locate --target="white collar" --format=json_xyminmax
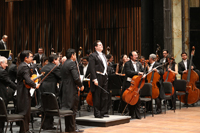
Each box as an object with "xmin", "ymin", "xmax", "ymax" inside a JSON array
[
  {"xmin": 96, "ymin": 51, "xmax": 103, "ymax": 55},
  {"xmin": 1, "ymin": 39, "xmax": 5, "ymax": 43},
  {"xmin": 183, "ymin": 59, "xmax": 187, "ymax": 62},
  {"xmin": 150, "ymin": 61, "xmax": 155, "ymax": 66},
  {"xmin": 131, "ymin": 60, "xmax": 137, "ymax": 64}
]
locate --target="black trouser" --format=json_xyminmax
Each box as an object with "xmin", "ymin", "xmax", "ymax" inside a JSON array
[
  {"xmin": 128, "ymin": 99, "xmax": 141, "ymax": 118},
  {"xmin": 41, "ymin": 114, "xmax": 54, "ymax": 129},
  {"xmin": 20, "ymin": 96, "xmax": 31, "ymax": 132},
  {"xmin": 92, "ymin": 74, "xmax": 108, "ymax": 117},
  {"xmin": 64, "ymin": 93, "xmax": 79, "ymax": 132}
]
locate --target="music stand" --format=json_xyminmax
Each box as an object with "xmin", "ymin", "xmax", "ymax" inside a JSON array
[
  {"xmin": 108, "ymin": 74, "xmax": 123, "ymax": 114},
  {"xmin": 0, "ymin": 50, "xmax": 11, "ymax": 58}
]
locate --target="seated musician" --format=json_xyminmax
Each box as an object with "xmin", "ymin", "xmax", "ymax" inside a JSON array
[
  {"xmin": 116, "ymin": 54, "xmax": 129, "ymax": 75},
  {"xmin": 148, "ymin": 54, "xmax": 164, "ymax": 114},
  {"xmin": 164, "ymin": 54, "xmax": 178, "ymax": 110},
  {"xmin": 122, "ymin": 51, "xmax": 144, "ymax": 119},
  {"xmin": 178, "ymin": 52, "xmax": 198, "ymax": 78}
]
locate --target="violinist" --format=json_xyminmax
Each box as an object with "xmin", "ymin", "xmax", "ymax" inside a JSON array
[
  {"xmin": 60, "ymin": 48, "xmax": 84, "ymax": 132},
  {"xmin": 164, "ymin": 55, "xmax": 178, "ymax": 110},
  {"xmin": 148, "ymin": 54, "xmax": 164, "ymax": 114},
  {"xmin": 16, "ymin": 50, "xmax": 40, "ymax": 133},
  {"xmin": 122, "ymin": 51, "xmax": 143, "ymax": 119},
  {"xmin": 116, "ymin": 54, "xmax": 129, "ymax": 74},
  {"xmin": 40, "ymin": 54, "xmax": 61, "ymax": 130}
]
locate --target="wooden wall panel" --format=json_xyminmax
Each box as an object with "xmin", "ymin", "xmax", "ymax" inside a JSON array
[{"xmin": 0, "ymin": 0, "xmax": 141, "ymax": 62}]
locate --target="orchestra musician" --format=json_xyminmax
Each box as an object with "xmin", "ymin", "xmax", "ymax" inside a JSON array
[
  {"xmin": 40, "ymin": 54, "xmax": 61, "ymax": 130},
  {"xmin": 88, "ymin": 40, "xmax": 109, "ymax": 118},
  {"xmin": 148, "ymin": 54, "xmax": 164, "ymax": 114},
  {"xmin": 122, "ymin": 51, "xmax": 144, "ymax": 119},
  {"xmin": 60, "ymin": 48, "xmax": 84, "ymax": 132},
  {"xmin": 16, "ymin": 50, "xmax": 40, "ymax": 133},
  {"xmin": 33, "ymin": 48, "xmax": 45, "ymax": 65},
  {"xmin": 159, "ymin": 49, "xmax": 169, "ymax": 64},
  {"xmin": 0, "ymin": 56, "xmax": 17, "ymax": 133},
  {"xmin": 164, "ymin": 54, "xmax": 178, "ymax": 110},
  {"xmin": 116, "ymin": 54, "xmax": 129, "ymax": 74}
]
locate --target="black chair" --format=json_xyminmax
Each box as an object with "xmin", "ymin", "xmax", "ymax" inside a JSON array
[
  {"xmin": 174, "ymin": 80, "xmax": 187, "ymax": 109},
  {"xmin": 30, "ymin": 106, "xmax": 41, "ymax": 130},
  {"xmin": 108, "ymin": 74, "xmax": 123, "ymax": 114},
  {"xmin": 163, "ymin": 82, "xmax": 175, "ymax": 113},
  {"xmin": 0, "ymin": 97, "xmax": 25, "ymax": 133},
  {"xmin": 39, "ymin": 92, "xmax": 73, "ymax": 133},
  {"xmin": 140, "ymin": 83, "xmax": 154, "ymax": 118}
]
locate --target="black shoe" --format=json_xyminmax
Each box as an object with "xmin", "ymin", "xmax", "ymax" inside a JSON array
[
  {"xmin": 156, "ymin": 109, "xmax": 162, "ymax": 114},
  {"xmin": 136, "ymin": 115, "xmax": 141, "ymax": 119},
  {"xmin": 76, "ymin": 129, "xmax": 84, "ymax": 132},
  {"xmin": 95, "ymin": 115, "xmax": 103, "ymax": 118},
  {"xmin": 102, "ymin": 114, "xmax": 109, "ymax": 117}
]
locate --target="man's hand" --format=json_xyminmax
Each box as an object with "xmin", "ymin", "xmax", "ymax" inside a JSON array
[
  {"xmin": 80, "ymin": 86, "xmax": 84, "ymax": 91},
  {"xmin": 94, "ymin": 80, "xmax": 98, "ymax": 86},
  {"xmin": 191, "ymin": 66, "xmax": 194, "ymax": 69},
  {"xmin": 153, "ymin": 68, "xmax": 158, "ymax": 72},
  {"xmin": 36, "ymin": 84, "xmax": 40, "ymax": 89},
  {"xmin": 168, "ymin": 68, "xmax": 172, "ymax": 72},
  {"xmin": 138, "ymin": 72, "xmax": 143, "ymax": 75},
  {"xmin": 183, "ymin": 70, "xmax": 187, "ymax": 73}
]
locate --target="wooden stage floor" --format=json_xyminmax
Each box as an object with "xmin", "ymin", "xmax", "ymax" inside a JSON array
[{"xmin": 83, "ymin": 107, "xmax": 200, "ymax": 133}]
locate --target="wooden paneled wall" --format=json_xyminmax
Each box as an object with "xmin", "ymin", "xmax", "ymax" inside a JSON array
[{"xmin": 0, "ymin": 0, "xmax": 141, "ymax": 62}]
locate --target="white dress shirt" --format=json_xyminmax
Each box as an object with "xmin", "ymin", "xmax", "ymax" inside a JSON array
[
  {"xmin": 83, "ymin": 64, "xmax": 88, "ymax": 76},
  {"xmin": 148, "ymin": 61, "xmax": 155, "ymax": 72},
  {"xmin": 97, "ymin": 51, "xmax": 107, "ymax": 75},
  {"xmin": 131, "ymin": 60, "xmax": 137, "ymax": 72},
  {"xmin": 1, "ymin": 39, "xmax": 6, "ymax": 50},
  {"xmin": 183, "ymin": 59, "xmax": 187, "ymax": 70}
]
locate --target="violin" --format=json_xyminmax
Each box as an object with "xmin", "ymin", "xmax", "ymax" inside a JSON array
[
  {"xmin": 163, "ymin": 57, "xmax": 175, "ymax": 95},
  {"xmin": 23, "ymin": 72, "xmax": 45, "ymax": 89},
  {"xmin": 178, "ymin": 46, "xmax": 199, "ymax": 104}
]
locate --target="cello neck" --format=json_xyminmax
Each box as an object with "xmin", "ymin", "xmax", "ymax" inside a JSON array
[{"xmin": 187, "ymin": 46, "xmax": 195, "ymax": 82}]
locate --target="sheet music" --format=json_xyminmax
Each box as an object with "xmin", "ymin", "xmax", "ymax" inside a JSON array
[
  {"xmin": 30, "ymin": 88, "xmax": 35, "ymax": 97},
  {"xmin": 80, "ymin": 75, "xmax": 84, "ymax": 82}
]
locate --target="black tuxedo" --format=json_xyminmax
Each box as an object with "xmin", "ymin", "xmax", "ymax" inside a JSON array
[
  {"xmin": 122, "ymin": 60, "xmax": 143, "ymax": 118},
  {"xmin": 159, "ymin": 58, "xmax": 166, "ymax": 64},
  {"xmin": 16, "ymin": 62, "xmax": 36, "ymax": 132},
  {"xmin": 79, "ymin": 64, "xmax": 90, "ymax": 78},
  {"xmin": 88, "ymin": 51, "xmax": 108, "ymax": 117},
  {"xmin": 0, "ymin": 66, "xmax": 17, "ymax": 132},
  {"xmin": 60, "ymin": 59, "xmax": 82, "ymax": 132},
  {"xmin": 33, "ymin": 53, "xmax": 45, "ymax": 64},
  {"xmin": 0, "ymin": 40, "xmax": 6, "ymax": 49}
]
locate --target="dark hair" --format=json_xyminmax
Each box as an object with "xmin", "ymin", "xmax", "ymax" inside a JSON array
[
  {"xmin": 86, "ymin": 49, "xmax": 92, "ymax": 55},
  {"xmin": 38, "ymin": 47, "xmax": 43, "ymax": 50},
  {"xmin": 129, "ymin": 51, "xmax": 136, "ymax": 58},
  {"xmin": 181, "ymin": 52, "xmax": 187, "ymax": 56},
  {"xmin": 166, "ymin": 54, "xmax": 175, "ymax": 65},
  {"xmin": 140, "ymin": 56, "xmax": 145, "ymax": 59},
  {"xmin": 106, "ymin": 54, "xmax": 112, "ymax": 60},
  {"xmin": 48, "ymin": 54, "xmax": 59, "ymax": 63},
  {"xmin": 41, "ymin": 57, "xmax": 49, "ymax": 64},
  {"xmin": 163, "ymin": 49, "xmax": 168, "ymax": 53},
  {"xmin": 119, "ymin": 54, "xmax": 126, "ymax": 67},
  {"xmin": 82, "ymin": 56, "xmax": 89, "ymax": 61},
  {"xmin": 20, "ymin": 50, "xmax": 32, "ymax": 62},
  {"xmin": 66, "ymin": 48, "xmax": 76, "ymax": 59},
  {"xmin": 93, "ymin": 40, "xmax": 102, "ymax": 47}
]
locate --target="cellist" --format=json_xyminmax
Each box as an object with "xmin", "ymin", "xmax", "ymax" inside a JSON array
[
  {"xmin": 164, "ymin": 54, "xmax": 178, "ymax": 110},
  {"xmin": 122, "ymin": 51, "xmax": 144, "ymax": 119},
  {"xmin": 148, "ymin": 54, "xmax": 164, "ymax": 114}
]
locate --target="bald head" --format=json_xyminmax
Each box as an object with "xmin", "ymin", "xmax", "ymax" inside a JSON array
[{"xmin": 2, "ymin": 35, "xmax": 8, "ymax": 42}]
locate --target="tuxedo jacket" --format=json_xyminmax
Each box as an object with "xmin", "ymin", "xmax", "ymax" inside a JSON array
[
  {"xmin": 0, "ymin": 40, "xmax": 6, "ymax": 49},
  {"xmin": 178, "ymin": 60, "xmax": 196, "ymax": 75},
  {"xmin": 60, "ymin": 59, "xmax": 82, "ymax": 110},
  {"xmin": 16, "ymin": 62, "xmax": 36, "ymax": 115},
  {"xmin": 0, "ymin": 66, "xmax": 17, "ymax": 105},
  {"xmin": 88, "ymin": 51, "xmax": 108, "ymax": 92},
  {"xmin": 122, "ymin": 60, "xmax": 144, "ymax": 92},
  {"xmin": 79, "ymin": 64, "xmax": 90, "ymax": 78}
]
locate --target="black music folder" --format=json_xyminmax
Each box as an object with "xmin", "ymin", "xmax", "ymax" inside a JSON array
[{"xmin": 0, "ymin": 50, "xmax": 11, "ymax": 58}]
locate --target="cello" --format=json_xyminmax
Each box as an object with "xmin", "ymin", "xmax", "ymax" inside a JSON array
[
  {"xmin": 146, "ymin": 66, "xmax": 160, "ymax": 99},
  {"xmin": 163, "ymin": 56, "xmax": 176, "ymax": 95},
  {"xmin": 178, "ymin": 46, "xmax": 199, "ymax": 104}
]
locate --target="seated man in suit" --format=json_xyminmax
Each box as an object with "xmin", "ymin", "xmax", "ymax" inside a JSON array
[
  {"xmin": 159, "ymin": 49, "xmax": 169, "ymax": 64},
  {"xmin": 0, "ymin": 56, "xmax": 17, "ymax": 132},
  {"xmin": 33, "ymin": 47, "xmax": 45, "ymax": 65}
]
